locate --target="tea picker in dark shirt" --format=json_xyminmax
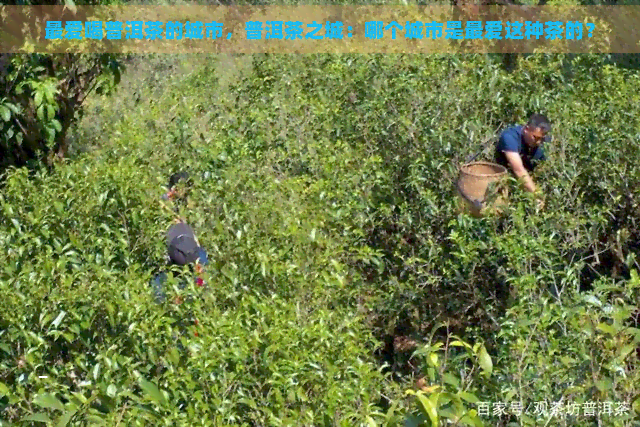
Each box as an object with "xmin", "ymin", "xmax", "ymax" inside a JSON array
[
  {"xmin": 161, "ymin": 171, "xmax": 193, "ymax": 206},
  {"xmin": 495, "ymin": 113, "xmax": 551, "ymax": 204},
  {"xmin": 151, "ymin": 221, "xmax": 208, "ymax": 304},
  {"xmin": 162, "ymin": 171, "xmax": 192, "ymax": 200}
]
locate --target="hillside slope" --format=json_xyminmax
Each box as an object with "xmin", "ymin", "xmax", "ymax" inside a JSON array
[{"xmin": 1, "ymin": 53, "xmax": 640, "ymax": 426}]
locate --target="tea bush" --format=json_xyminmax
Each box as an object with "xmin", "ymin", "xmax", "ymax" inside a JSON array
[
  {"xmin": 0, "ymin": 149, "xmax": 391, "ymax": 426},
  {"xmin": 1, "ymin": 49, "xmax": 640, "ymax": 427}
]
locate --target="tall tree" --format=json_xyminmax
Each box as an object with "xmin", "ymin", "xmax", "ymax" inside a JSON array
[{"xmin": 0, "ymin": 0, "xmax": 125, "ymax": 171}]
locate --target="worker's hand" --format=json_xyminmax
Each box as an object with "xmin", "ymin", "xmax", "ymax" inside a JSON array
[{"xmin": 195, "ymin": 263, "xmax": 204, "ymax": 275}]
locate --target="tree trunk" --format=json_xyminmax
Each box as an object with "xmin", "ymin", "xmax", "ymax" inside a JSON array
[{"xmin": 53, "ymin": 98, "xmax": 77, "ymax": 160}]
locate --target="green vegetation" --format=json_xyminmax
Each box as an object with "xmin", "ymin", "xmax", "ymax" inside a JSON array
[
  {"xmin": 1, "ymin": 48, "xmax": 640, "ymax": 427},
  {"xmin": 0, "ymin": 51, "xmax": 124, "ymax": 168}
]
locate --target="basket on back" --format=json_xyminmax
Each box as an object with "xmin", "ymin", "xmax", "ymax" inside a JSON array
[{"xmin": 456, "ymin": 161, "xmax": 509, "ymax": 217}]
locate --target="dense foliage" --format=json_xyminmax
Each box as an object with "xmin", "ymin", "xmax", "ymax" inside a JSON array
[
  {"xmin": 1, "ymin": 50, "xmax": 640, "ymax": 427},
  {"xmin": 0, "ymin": 0, "xmax": 125, "ymax": 170}
]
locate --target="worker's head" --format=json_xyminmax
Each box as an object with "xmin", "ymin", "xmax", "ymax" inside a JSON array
[
  {"xmin": 523, "ymin": 114, "xmax": 551, "ymax": 148},
  {"xmin": 166, "ymin": 222, "xmax": 208, "ymax": 288},
  {"xmin": 167, "ymin": 222, "xmax": 201, "ymax": 266}
]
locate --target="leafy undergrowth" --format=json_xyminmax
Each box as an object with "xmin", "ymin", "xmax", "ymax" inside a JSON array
[{"xmin": 1, "ymin": 53, "xmax": 640, "ymax": 426}]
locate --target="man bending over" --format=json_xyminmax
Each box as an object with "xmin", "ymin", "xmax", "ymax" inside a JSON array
[{"xmin": 495, "ymin": 113, "xmax": 551, "ymax": 205}]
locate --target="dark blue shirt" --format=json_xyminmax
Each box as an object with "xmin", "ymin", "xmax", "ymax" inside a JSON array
[
  {"xmin": 151, "ymin": 248, "xmax": 208, "ymax": 303},
  {"xmin": 495, "ymin": 125, "xmax": 547, "ymax": 173}
]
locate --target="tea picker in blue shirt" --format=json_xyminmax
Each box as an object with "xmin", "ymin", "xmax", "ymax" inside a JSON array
[
  {"xmin": 151, "ymin": 221, "xmax": 208, "ymax": 304},
  {"xmin": 494, "ymin": 113, "xmax": 551, "ymax": 208}
]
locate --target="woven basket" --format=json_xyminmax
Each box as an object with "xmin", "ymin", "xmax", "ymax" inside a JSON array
[{"xmin": 456, "ymin": 162, "xmax": 508, "ymax": 217}]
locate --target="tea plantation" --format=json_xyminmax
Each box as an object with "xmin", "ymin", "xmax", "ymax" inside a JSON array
[{"xmin": 1, "ymin": 50, "xmax": 640, "ymax": 427}]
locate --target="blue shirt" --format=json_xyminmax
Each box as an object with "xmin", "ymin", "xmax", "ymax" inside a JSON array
[
  {"xmin": 151, "ymin": 248, "xmax": 208, "ymax": 303},
  {"xmin": 495, "ymin": 125, "xmax": 547, "ymax": 173}
]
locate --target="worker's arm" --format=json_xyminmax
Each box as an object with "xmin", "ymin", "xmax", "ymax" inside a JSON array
[{"xmin": 504, "ymin": 151, "xmax": 537, "ymax": 193}]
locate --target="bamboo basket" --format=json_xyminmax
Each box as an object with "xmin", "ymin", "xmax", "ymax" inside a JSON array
[{"xmin": 456, "ymin": 161, "xmax": 509, "ymax": 217}]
